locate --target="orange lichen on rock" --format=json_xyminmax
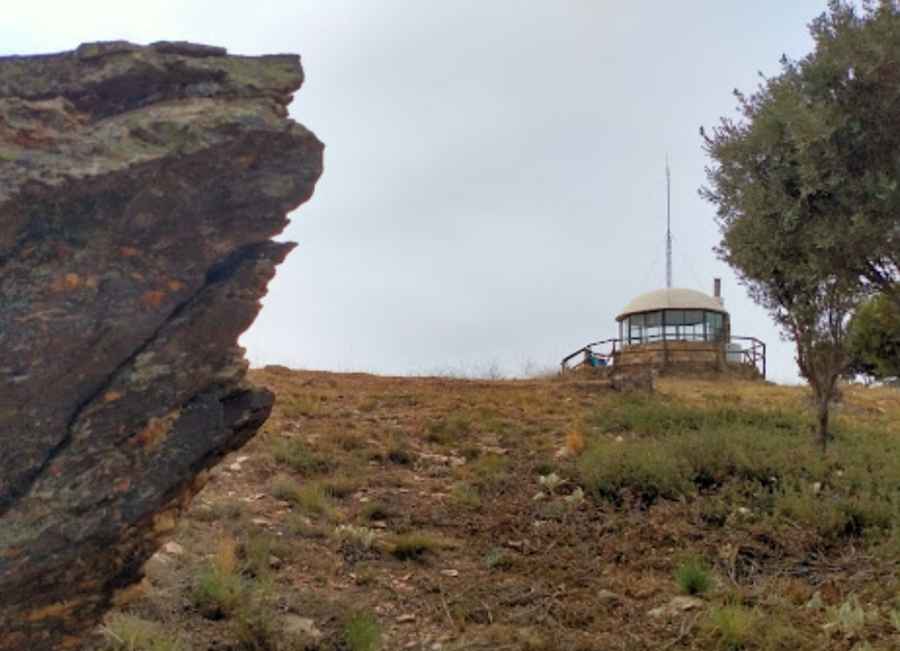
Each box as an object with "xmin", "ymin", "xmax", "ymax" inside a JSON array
[
  {"xmin": 25, "ymin": 601, "xmax": 75, "ymax": 622},
  {"xmin": 140, "ymin": 290, "xmax": 166, "ymax": 309},
  {"xmin": 131, "ymin": 412, "xmax": 179, "ymax": 450}
]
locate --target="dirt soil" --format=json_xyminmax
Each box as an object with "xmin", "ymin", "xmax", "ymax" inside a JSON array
[{"xmin": 89, "ymin": 368, "xmax": 900, "ymax": 651}]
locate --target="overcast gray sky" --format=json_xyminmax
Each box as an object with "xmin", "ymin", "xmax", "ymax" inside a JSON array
[{"xmin": 4, "ymin": 1, "xmax": 830, "ymax": 382}]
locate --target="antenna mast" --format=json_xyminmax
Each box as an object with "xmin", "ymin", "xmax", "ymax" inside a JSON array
[{"xmin": 666, "ymin": 157, "xmax": 672, "ymax": 289}]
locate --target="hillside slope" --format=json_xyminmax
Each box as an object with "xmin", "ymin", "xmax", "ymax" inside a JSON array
[{"xmin": 91, "ymin": 369, "xmax": 900, "ymax": 651}]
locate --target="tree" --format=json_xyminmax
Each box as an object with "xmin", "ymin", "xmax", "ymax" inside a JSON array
[
  {"xmin": 847, "ymin": 291, "xmax": 900, "ymax": 381},
  {"xmin": 796, "ymin": 1, "xmax": 900, "ymax": 307},
  {"xmin": 699, "ymin": 3, "xmax": 891, "ymax": 450}
]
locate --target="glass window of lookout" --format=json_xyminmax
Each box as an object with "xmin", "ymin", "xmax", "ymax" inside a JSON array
[
  {"xmin": 615, "ymin": 288, "xmax": 730, "ymax": 345},
  {"xmin": 618, "ymin": 309, "xmax": 727, "ymax": 345}
]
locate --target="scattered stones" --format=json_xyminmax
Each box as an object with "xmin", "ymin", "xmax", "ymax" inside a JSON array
[
  {"xmin": 396, "ymin": 613, "xmax": 417, "ymax": 624},
  {"xmin": 595, "ymin": 590, "xmax": 621, "ymax": 605},
  {"xmin": 162, "ymin": 542, "xmax": 185, "ymax": 556},
  {"xmin": 283, "ymin": 614, "xmax": 322, "ymax": 640},
  {"xmin": 648, "ymin": 596, "xmax": 705, "ymax": 619}
]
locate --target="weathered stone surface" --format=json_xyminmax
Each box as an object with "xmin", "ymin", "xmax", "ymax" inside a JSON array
[{"xmin": 0, "ymin": 41, "xmax": 323, "ymax": 648}]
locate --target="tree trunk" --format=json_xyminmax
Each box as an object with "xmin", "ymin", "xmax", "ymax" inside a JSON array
[{"xmin": 816, "ymin": 395, "xmax": 830, "ymax": 453}]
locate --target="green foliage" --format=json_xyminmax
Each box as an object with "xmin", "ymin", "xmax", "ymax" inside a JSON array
[
  {"xmin": 343, "ymin": 611, "xmax": 382, "ymax": 651},
  {"xmin": 674, "ymin": 557, "xmax": 712, "ymax": 595},
  {"xmin": 700, "ymin": 0, "xmax": 900, "ymax": 447},
  {"xmin": 848, "ymin": 291, "xmax": 900, "ymax": 380},
  {"xmin": 577, "ymin": 395, "xmax": 900, "ymax": 541}
]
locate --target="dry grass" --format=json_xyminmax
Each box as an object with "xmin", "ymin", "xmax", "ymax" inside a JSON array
[{"xmin": 88, "ymin": 369, "xmax": 900, "ymax": 651}]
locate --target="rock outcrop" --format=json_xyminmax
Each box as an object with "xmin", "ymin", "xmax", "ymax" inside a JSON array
[{"xmin": 0, "ymin": 41, "xmax": 323, "ymax": 648}]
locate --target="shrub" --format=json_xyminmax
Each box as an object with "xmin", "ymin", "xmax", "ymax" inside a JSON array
[
  {"xmin": 389, "ymin": 532, "xmax": 439, "ymax": 560},
  {"xmin": 825, "ymin": 594, "xmax": 873, "ymax": 637},
  {"xmin": 102, "ymin": 613, "xmax": 185, "ymax": 651},
  {"xmin": 360, "ymin": 501, "xmax": 392, "ymax": 522},
  {"xmin": 704, "ymin": 605, "xmax": 759, "ymax": 650},
  {"xmin": 232, "ymin": 586, "xmax": 280, "ymax": 651},
  {"xmin": 449, "ymin": 482, "xmax": 482, "ymax": 510},
  {"xmin": 334, "ymin": 431, "xmax": 365, "ymax": 451},
  {"xmin": 294, "ymin": 482, "xmax": 336, "ymax": 518},
  {"xmin": 271, "ymin": 474, "xmax": 301, "ymax": 503},
  {"xmin": 483, "ymin": 547, "xmax": 515, "ymax": 570},
  {"xmin": 273, "ymin": 476, "xmax": 335, "ymax": 518},
  {"xmin": 335, "ymin": 524, "xmax": 377, "ymax": 550},
  {"xmin": 271, "ymin": 437, "xmax": 333, "ymax": 475},
  {"xmin": 386, "ymin": 435, "xmax": 414, "ymax": 465},
  {"xmin": 323, "ymin": 473, "xmax": 362, "ymax": 499},
  {"xmin": 578, "ymin": 438, "xmax": 691, "ymax": 504},
  {"xmin": 468, "ymin": 454, "xmax": 512, "ymax": 492},
  {"xmin": 565, "ymin": 428, "xmax": 585, "ymax": 456},
  {"xmin": 674, "ymin": 557, "xmax": 712, "ymax": 595},
  {"xmin": 191, "ymin": 538, "xmax": 245, "ymax": 619},
  {"xmin": 279, "ymin": 393, "xmax": 322, "ymax": 419},
  {"xmin": 343, "ymin": 611, "xmax": 382, "ymax": 651},
  {"xmin": 425, "ymin": 413, "xmax": 472, "ymax": 444}
]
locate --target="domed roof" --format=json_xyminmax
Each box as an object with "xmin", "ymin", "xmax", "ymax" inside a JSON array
[{"xmin": 616, "ymin": 288, "xmax": 727, "ymax": 321}]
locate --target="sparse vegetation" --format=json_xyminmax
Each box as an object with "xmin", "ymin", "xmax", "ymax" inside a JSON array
[
  {"xmin": 388, "ymin": 532, "xmax": 440, "ymax": 561},
  {"xmin": 674, "ymin": 556, "xmax": 712, "ymax": 596},
  {"xmin": 191, "ymin": 537, "xmax": 245, "ymax": 619},
  {"xmin": 92, "ymin": 369, "xmax": 900, "ymax": 651},
  {"xmin": 425, "ymin": 413, "xmax": 472, "ymax": 444},
  {"xmin": 449, "ymin": 481, "xmax": 482, "ymax": 510},
  {"xmin": 101, "ymin": 614, "xmax": 186, "ymax": 651},
  {"xmin": 343, "ymin": 611, "xmax": 382, "ymax": 651},
  {"xmin": 704, "ymin": 604, "xmax": 759, "ymax": 650},
  {"xmin": 271, "ymin": 437, "xmax": 333, "ymax": 475}
]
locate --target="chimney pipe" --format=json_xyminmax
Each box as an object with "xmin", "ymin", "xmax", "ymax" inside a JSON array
[{"xmin": 713, "ymin": 278, "xmax": 723, "ymax": 305}]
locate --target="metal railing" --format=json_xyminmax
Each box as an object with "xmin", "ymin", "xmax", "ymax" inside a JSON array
[{"xmin": 561, "ymin": 335, "xmax": 766, "ymax": 379}]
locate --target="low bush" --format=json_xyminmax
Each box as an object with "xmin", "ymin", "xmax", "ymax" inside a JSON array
[
  {"xmin": 191, "ymin": 538, "xmax": 245, "ymax": 619},
  {"xmin": 425, "ymin": 413, "xmax": 473, "ymax": 444},
  {"xmin": 577, "ymin": 395, "xmax": 900, "ymax": 541},
  {"xmin": 674, "ymin": 556, "xmax": 712, "ymax": 595},
  {"xmin": 578, "ymin": 438, "xmax": 691, "ymax": 504},
  {"xmin": 467, "ymin": 454, "xmax": 512, "ymax": 492},
  {"xmin": 359, "ymin": 501, "xmax": 392, "ymax": 522},
  {"xmin": 388, "ymin": 532, "xmax": 440, "ymax": 561},
  {"xmin": 102, "ymin": 613, "xmax": 186, "ymax": 651},
  {"xmin": 271, "ymin": 437, "xmax": 333, "ymax": 476},
  {"xmin": 704, "ymin": 604, "xmax": 759, "ymax": 650},
  {"xmin": 344, "ymin": 610, "xmax": 382, "ymax": 651},
  {"xmin": 449, "ymin": 482, "xmax": 482, "ymax": 510}
]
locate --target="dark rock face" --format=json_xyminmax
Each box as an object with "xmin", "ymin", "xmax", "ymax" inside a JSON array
[{"xmin": 0, "ymin": 41, "xmax": 323, "ymax": 648}]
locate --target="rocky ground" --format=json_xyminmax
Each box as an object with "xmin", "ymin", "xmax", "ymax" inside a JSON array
[{"xmin": 88, "ymin": 368, "xmax": 900, "ymax": 651}]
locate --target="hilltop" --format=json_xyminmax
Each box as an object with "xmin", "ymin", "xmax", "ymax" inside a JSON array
[{"xmin": 91, "ymin": 368, "xmax": 900, "ymax": 650}]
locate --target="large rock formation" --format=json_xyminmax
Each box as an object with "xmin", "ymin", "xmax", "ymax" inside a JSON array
[{"xmin": 0, "ymin": 41, "xmax": 323, "ymax": 648}]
